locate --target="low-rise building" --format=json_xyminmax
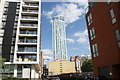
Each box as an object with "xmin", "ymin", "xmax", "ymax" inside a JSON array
[{"xmin": 48, "ymin": 59, "xmax": 76, "ymax": 76}]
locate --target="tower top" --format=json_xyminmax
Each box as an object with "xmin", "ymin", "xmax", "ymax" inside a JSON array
[{"xmin": 52, "ymin": 15, "xmax": 64, "ymax": 21}]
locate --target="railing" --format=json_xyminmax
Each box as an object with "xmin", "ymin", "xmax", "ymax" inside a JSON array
[
  {"xmin": 17, "ymin": 55, "xmax": 37, "ymax": 62},
  {"xmin": 19, "ymin": 39, "xmax": 37, "ymax": 43},
  {"xmin": 20, "ymin": 31, "xmax": 37, "ymax": 34},
  {"xmin": 21, "ymin": 16, "xmax": 38, "ymax": 19},
  {"xmin": 23, "ymin": 3, "xmax": 39, "ymax": 6},
  {"xmin": 20, "ymin": 24, "xmax": 38, "ymax": 27},
  {"xmin": 18, "ymin": 48, "xmax": 37, "ymax": 52},
  {"xmin": 22, "ymin": 9, "xmax": 38, "ymax": 13}
]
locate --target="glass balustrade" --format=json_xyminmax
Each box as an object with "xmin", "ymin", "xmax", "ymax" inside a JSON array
[
  {"xmin": 22, "ymin": 9, "xmax": 38, "ymax": 13},
  {"xmin": 21, "ymin": 16, "xmax": 38, "ymax": 19},
  {"xmin": 17, "ymin": 55, "xmax": 37, "ymax": 62},
  {"xmin": 19, "ymin": 39, "xmax": 37, "ymax": 43},
  {"xmin": 18, "ymin": 47, "xmax": 37, "ymax": 52},
  {"xmin": 24, "ymin": 3, "xmax": 39, "ymax": 6},
  {"xmin": 20, "ymin": 31, "xmax": 37, "ymax": 35},
  {"xmin": 20, "ymin": 24, "xmax": 38, "ymax": 27}
]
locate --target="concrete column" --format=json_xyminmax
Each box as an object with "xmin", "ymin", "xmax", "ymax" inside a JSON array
[
  {"xmin": 31, "ymin": 65, "xmax": 35, "ymax": 78},
  {"xmin": 14, "ymin": 64, "xmax": 17, "ymax": 77}
]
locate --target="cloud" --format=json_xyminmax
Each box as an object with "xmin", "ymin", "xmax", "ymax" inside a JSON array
[
  {"xmin": 66, "ymin": 38, "xmax": 75, "ymax": 43},
  {"xmin": 42, "ymin": 49, "xmax": 52, "ymax": 55},
  {"xmin": 74, "ymin": 29, "xmax": 88, "ymax": 44},
  {"xmin": 43, "ymin": 2, "xmax": 88, "ymax": 25},
  {"xmin": 44, "ymin": 56, "xmax": 53, "ymax": 60}
]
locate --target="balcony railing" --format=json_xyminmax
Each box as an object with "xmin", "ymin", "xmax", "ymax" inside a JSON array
[
  {"xmin": 17, "ymin": 55, "xmax": 37, "ymax": 62},
  {"xmin": 22, "ymin": 9, "xmax": 38, "ymax": 13},
  {"xmin": 20, "ymin": 24, "xmax": 38, "ymax": 27},
  {"xmin": 21, "ymin": 16, "xmax": 38, "ymax": 19},
  {"xmin": 18, "ymin": 47, "xmax": 37, "ymax": 52},
  {"xmin": 20, "ymin": 31, "xmax": 37, "ymax": 35},
  {"xmin": 23, "ymin": 3, "xmax": 39, "ymax": 6},
  {"xmin": 19, "ymin": 39, "xmax": 37, "ymax": 43}
]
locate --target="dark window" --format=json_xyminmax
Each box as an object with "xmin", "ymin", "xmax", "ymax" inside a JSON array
[
  {"xmin": 90, "ymin": 27, "xmax": 95, "ymax": 40},
  {"xmin": 92, "ymin": 43, "xmax": 98, "ymax": 57},
  {"xmin": 87, "ymin": 13, "xmax": 93, "ymax": 26},
  {"xmin": 115, "ymin": 29, "xmax": 120, "ymax": 48},
  {"xmin": 109, "ymin": 9, "xmax": 116, "ymax": 24}
]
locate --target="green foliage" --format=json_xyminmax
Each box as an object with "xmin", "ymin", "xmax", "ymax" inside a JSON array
[
  {"xmin": 0, "ymin": 57, "xmax": 6, "ymax": 73},
  {"xmin": 81, "ymin": 59, "xmax": 93, "ymax": 72}
]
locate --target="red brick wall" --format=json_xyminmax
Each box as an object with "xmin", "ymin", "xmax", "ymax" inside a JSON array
[{"xmin": 86, "ymin": 2, "xmax": 120, "ymax": 77}]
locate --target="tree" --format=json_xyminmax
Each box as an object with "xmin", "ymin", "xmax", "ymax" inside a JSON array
[
  {"xmin": 0, "ymin": 57, "xmax": 6, "ymax": 73},
  {"xmin": 81, "ymin": 59, "xmax": 93, "ymax": 72}
]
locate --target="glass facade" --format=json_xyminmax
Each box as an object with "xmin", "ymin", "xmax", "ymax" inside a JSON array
[{"xmin": 52, "ymin": 16, "xmax": 67, "ymax": 60}]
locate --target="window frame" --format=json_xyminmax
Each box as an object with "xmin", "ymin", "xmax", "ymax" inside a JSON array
[
  {"xmin": 109, "ymin": 8, "xmax": 116, "ymax": 24},
  {"xmin": 114, "ymin": 29, "xmax": 120, "ymax": 48},
  {"xmin": 90, "ymin": 27, "xmax": 95, "ymax": 40},
  {"xmin": 87, "ymin": 13, "xmax": 93, "ymax": 26},
  {"xmin": 92, "ymin": 43, "xmax": 99, "ymax": 58}
]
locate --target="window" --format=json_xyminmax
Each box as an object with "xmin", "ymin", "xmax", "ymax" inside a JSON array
[
  {"xmin": 4, "ymin": 2, "xmax": 9, "ymax": 7},
  {"xmin": 90, "ymin": 27, "xmax": 95, "ymax": 40},
  {"xmin": 110, "ymin": 9, "xmax": 116, "ymax": 24},
  {"xmin": 14, "ymin": 22, "xmax": 18, "ymax": 27},
  {"xmin": 11, "ymin": 46, "xmax": 14, "ymax": 53},
  {"xmin": 92, "ymin": 43, "xmax": 98, "ymax": 57},
  {"xmin": 87, "ymin": 13, "xmax": 93, "ymax": 26},
  {"xmin": 2, "ymin": 15, "xmax": 7, "ymax": 20},
  {"xmin": 115, "ymin": 29, "xmax": 120, "ymax": 48},
  {"xmin": 2, "ymin": 22, "xmax": 6, "ymax": 28}
]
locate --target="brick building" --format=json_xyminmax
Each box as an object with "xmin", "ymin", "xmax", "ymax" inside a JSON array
[{"xmin": 86, "ymin": 2, "xmax": 120, "ymax": 79}]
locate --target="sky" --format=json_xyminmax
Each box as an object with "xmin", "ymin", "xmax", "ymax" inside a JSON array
[{"xmin": 41, "ymin": 1, "xmax": 91, "ymax": 62}]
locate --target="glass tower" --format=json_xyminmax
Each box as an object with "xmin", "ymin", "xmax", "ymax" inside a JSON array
[{"xmin": 52, "ymin": 15, "xmax": 67, "ymax": 60}]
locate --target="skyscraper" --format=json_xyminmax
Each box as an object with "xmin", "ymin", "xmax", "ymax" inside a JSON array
[
  {"xmin": 0, "ymin": 0, "xmax": 41, "ymax": 78},
  {"xmin": 52, "ymin": 15, "xmax": 67, "ymax": 60}
]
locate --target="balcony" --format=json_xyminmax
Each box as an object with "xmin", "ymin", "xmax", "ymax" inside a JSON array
[
  {"xmin": 20, "ymin": 30, "xmax": 37, "ymax": 35},
  {"xmin": 20, "ymin": 23, "xmax": 38, "ymax": 27},
  {"xmin": 22, "ymin": 9, "xmax": 38, "ymax": 13},
  {"xmin": 21, "ymin": 16, "xmax": 38, "ymax": 20},
  {"xmin": 23, "ymin": 3, "xmax": 39, "ymax": 7},
  {"xmin": 19, "ymin": 39, "xmax": 37, "ymax": 43},
  {"xmin": 16, "ymin": 54, "xmax": 37, "ymax": 62},
  {"xmin": 17, "ymin": 46, "xmax": 37, "ymax": 52}
]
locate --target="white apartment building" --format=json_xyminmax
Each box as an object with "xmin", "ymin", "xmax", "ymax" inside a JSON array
[{"xmin": 0, "ymin": 0, "xmax": 41, "ymax": 78}]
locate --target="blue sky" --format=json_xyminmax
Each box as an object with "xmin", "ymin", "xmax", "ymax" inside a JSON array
[{"xmin": 41, "ymin": 2, "xmax": 91, "ymax": 61}]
